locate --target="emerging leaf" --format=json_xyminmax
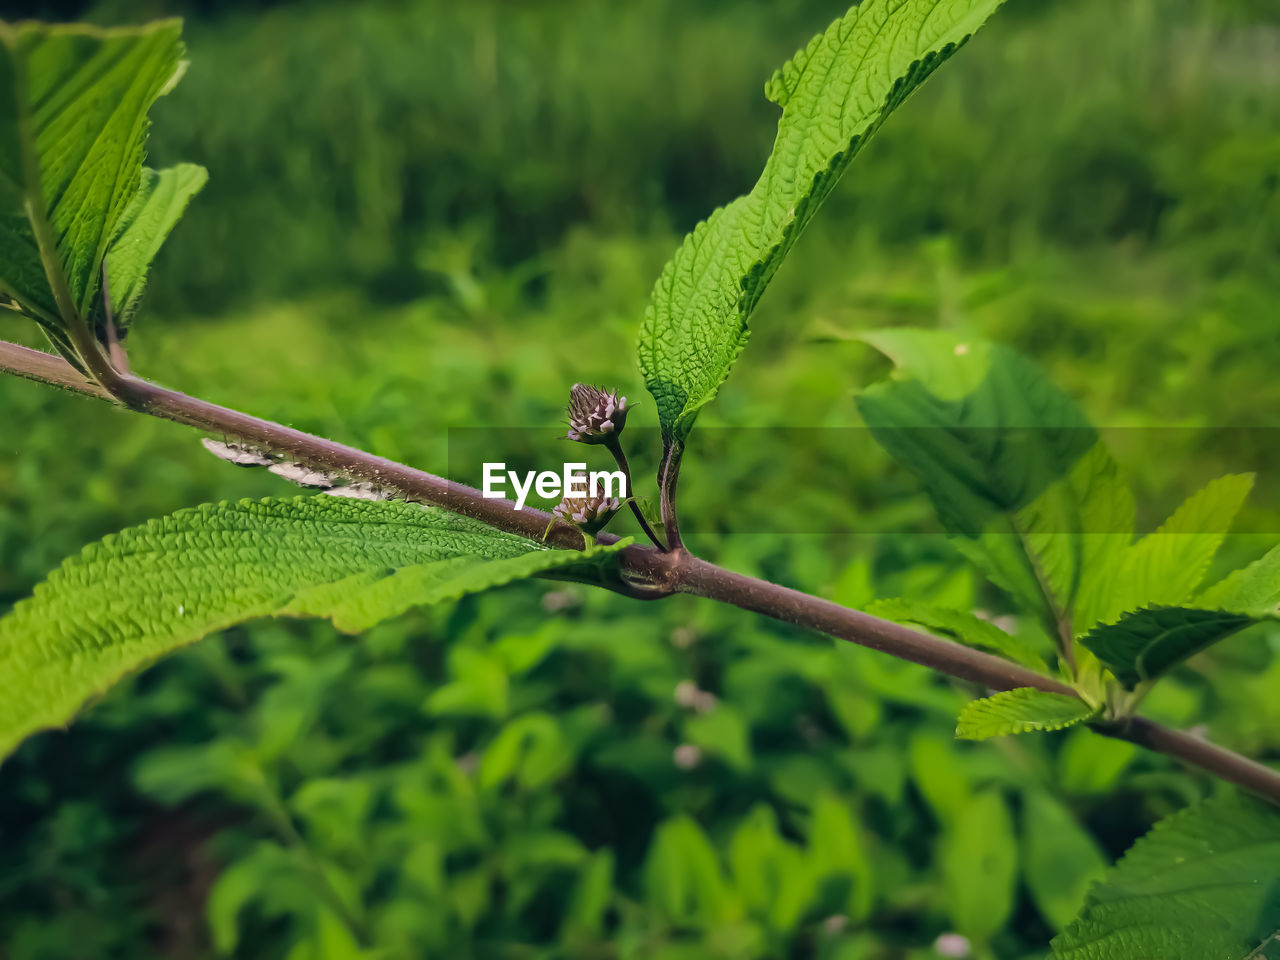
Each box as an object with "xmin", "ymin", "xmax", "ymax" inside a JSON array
[
  {"xmin": 0, "ymin": 496, "xmax": 628, "ymax": 761},
  {"xmin": 0, "ymin": 21, "xmax": 187, "ymax": 325},
  {"xmin": 1051, "ymin": 794, "xmax": 1280, "ymax": 960},
  {"xmin": 956, "ymin": 688, "xmax": 1097, "ymax": 740},
  {"xmin": 1080, "ymin": 605, "xmax": 1265, "ymax": 689},
  {"xmin": 637, "ymin": 0, "xmax": 1009, "ymax": 450}
]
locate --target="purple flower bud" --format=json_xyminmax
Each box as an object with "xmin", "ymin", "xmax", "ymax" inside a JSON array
[
  {"xmin": 566, "ymin": 383, "xmax": 629, "ymax": 444},
  {"xmin": 553, "ymin": 492, "xmax": 621, "ymax": 535}
]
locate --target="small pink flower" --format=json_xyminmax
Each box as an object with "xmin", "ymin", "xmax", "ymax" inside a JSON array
[
  {"xmin": 553, "ymin": 492, "xmax": 621, "ymax": 535},
  {"xmin": 934, "ymin": 933, "xmax": 971, "ymax": 958},
  {"xmin": 673, "ymin": 744, "xmax": 702, "ymax": 770},
  {"xmin": 674, "ymin": 681, "xmax": 701, "ymax": 708}
]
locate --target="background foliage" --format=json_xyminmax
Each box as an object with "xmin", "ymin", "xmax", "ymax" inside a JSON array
[{"xmin": 2, "ymin": 0, "xmax": 1279, "ymax": 957}]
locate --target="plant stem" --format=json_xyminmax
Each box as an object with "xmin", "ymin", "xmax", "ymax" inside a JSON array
[
  {"xmin": 1108, "ymin": 717, "xmax": 1280, "ymax": 804},
  {"xmin": 604, "ymin": 437, "xmax": 665, "ymax": 550},
  {"xmin": 0, "ymin": 340, "xmax": 112, "ymax": 398},
  {"xmin": 671, "ymin": 554, "xmax": 1075, "ymax": 694},
  {"xmin": 3, "ymin": 339, "xmax": 1279, "ymax": 805},
  {"xmin": 658, "ymin": 442, "xmax": 684, "ymax": 552},
  {"xmin": 0, "ymin": 342, "xmax": 617, "ymax": 548}
]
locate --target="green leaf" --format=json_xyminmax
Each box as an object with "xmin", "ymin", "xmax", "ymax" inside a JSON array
[
  {"xmin": 1079, "ymin": 605, "xmax": 1265, "ymax": 689},
  {"xmin": 0, "ymin": 20, "xmax": 188, "ymax": 335},
  {"xmin": 956, "ymin": 688, "xmax": 1097, "ymax": 740},
  {"xmin": 857, "ymin": 329, "xmax": 1132, "ymax": 639},
  {"xmin": 941, "ymin": 789, "xmax": 1018, "ymax": 942},
  {"xmin": 808, "ymin": 790, "xmax": 876, "ymax": 923},
  {"xmin": 1057, "ymin": 727, "xmax": 1136, "ymax": 795},
  {"xmin": 1051, "ymin": 794, "xmax": 1280, "ymax": 960},
  {"xmin": 644, "ymin": 814, "xmax": 740, "ymax": 926},
  {"xmin": 290, "ymin": 778, "xmax": 374, "ymax": 857},
  {"xmin": 133, "ymin": 737, "xmax": 264, "ymax": 807},
  {"xmin": 99, "ymin": 162, "xmax": 207, "ymax": 329},
  {"xmin": 1198, "ymin": 543, "xmax": 1280, "ymax": 615},
  {"xmin": 685, "ymin": 704, "xmax": 753, "ymax": 771},
  {"xmin": 206, "ymin": 842, "xmax": 305, "ymax": 955},
  {"xmin": 425, "ymin": 646, "xmax": 509, "ymax": 719},
  {"xmin": 1087, "ymin": 474, "xmax": 1254, "ymax": 626},
  {"xmin": 0, "ymin": 496, "xmax": 627, "ymax": 761},
  {"xmin": 637, "ymin": 0, "xmax": 1009, "ymax": 449},
  {"xmin": 729, "ymin": 804, "xmax": 814, "ymax": 932},
  {"xmin": 867, "ymin": 597, "xmax": 1045, "ymax": 669},
  {"xmin": 909, "ymin": 731, "xmax": 971, "ymax": 825},
  {"xmin": 856, "ymin": 334, "xmax": 1254, "ymax": 648},
  {"xmin": 561, "ymin": 849, "xmax": 615, "ymax": 941},
  {"xmin": 1022, "ymin": 791, "xmax": 1109, "ymax": 932},
  {"xmin": 479, "ymin": 712, "xmax": 572, "ymax": 791}
]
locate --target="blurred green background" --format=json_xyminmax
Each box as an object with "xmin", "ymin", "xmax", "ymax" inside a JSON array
[{"xmin": 2, "ymin": 0, "xmax": 1279, "ymax": 957}]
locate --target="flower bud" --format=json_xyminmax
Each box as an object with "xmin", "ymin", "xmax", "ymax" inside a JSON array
[
  {"xmin": 552, "ymin": 492, "xmax": 621, "ymax": 535},
  {"xmin": 566, "ymin": 383, "xmax": 628, "ymax": 444}
]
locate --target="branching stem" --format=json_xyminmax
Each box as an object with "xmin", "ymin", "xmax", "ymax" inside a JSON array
[{"xmin": 2, "ymin": 338, "xmax": 1279, "ymax": 806}]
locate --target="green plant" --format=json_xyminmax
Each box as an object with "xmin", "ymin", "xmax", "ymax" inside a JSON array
[{"xmin": 2, "ymin": 4, "xmax": 1279, "ymax": 958}]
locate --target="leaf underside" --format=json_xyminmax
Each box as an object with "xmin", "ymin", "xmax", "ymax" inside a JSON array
[
  {"xmin": 637, "ymin": 0, "xmax": 1009, "ymax": 449},
  {"xmin": 0, "ymin": 497, "xmax": 625, "ymax": 761},
  {"xmin": 956, "ymin": 687, "xmax": 1096, "ymax": 740},
  {"xmin": 1051, "ymin": 794, "xmax": 1280, "ymax": 960},
  {"xmin": 1080, "ymin": 605, "xmax": 1264, "ymax": 689}
]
